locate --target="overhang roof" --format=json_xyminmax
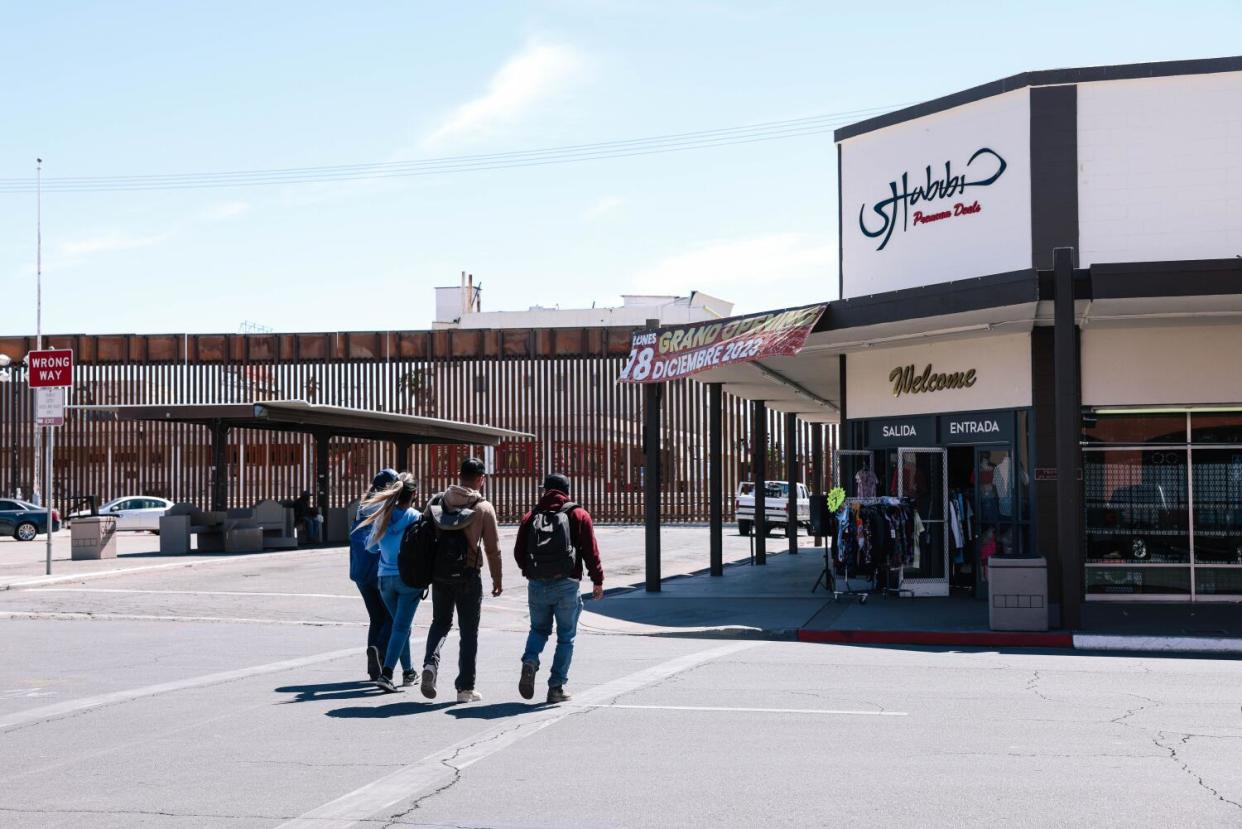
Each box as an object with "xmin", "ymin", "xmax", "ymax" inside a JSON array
[{"xmin": 69, "ymin": 400, "xmax": 532, "ymax": 445}]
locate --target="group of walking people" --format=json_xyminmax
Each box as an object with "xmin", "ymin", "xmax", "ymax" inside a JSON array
[{"xmin": 347, "ymin": 458, "xmax": 604, "ymax": 704}]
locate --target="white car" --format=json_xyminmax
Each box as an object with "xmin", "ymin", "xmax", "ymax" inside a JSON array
[{"xmin": 89, "ymin": 497, "xmax": 174, "ymax": 532}]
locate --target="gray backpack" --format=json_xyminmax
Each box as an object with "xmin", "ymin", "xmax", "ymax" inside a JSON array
[{"xmin": 526, "ymin": 502, "xmax": 578, "ymax": 579}]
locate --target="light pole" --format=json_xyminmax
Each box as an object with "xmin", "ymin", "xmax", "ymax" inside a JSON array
[{"xmin": 0, "ymin": 354, "xmax": 25, "ymax": 497}]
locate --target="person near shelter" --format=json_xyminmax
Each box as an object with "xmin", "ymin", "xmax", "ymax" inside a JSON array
[
  {"xmin": 349, "ymin": 469, "xmax": 397, "ymax": 681},
  {"xmin": 419, "ymin": 457, "xmax": 503, "ymax": 704},
  {"xmin": 513, "ymin": 473, "xmax": 604, "ymax": 704},
  {"xmin": 357, "ymin": 473, "xmax": 422, "ymax": 693}
]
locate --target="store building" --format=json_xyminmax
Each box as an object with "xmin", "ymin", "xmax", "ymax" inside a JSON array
[{"xmin": 689, "ymin": 55, "xmax": 1242, "ymax": 628}]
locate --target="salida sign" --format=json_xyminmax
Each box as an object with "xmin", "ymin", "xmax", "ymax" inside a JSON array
[
  {"xmin": 858, "ymin": 147, "xmax": 1007, "ymax": 251},
  {"xmin": 27, "ymin": 349, "xmax": 74, "ymax": 388},
  {"xmin": 619, "ymin": 305, "xmax": 825, "ymax": 384}
]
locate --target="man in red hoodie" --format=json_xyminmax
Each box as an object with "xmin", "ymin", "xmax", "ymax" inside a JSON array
[{"xmin": 513, "ymin": 473, "xmax": 604, "ymax": 704}]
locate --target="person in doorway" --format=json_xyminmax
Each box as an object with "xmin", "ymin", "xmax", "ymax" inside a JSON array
[
  {"xmin": 292, "ymin": 490, "xmax": 316, "ymax": 544},
  {"xmin": 419, "ymin": 457, "xmax": 502, "ymax": 704},
  {"xmin": 349, "ymin": 469, "xmax": 397, "ymax": 681},
  {"xmin": 357, "ymin": 473, "xmax": 422, "ymax": 693},
  {"xmin": 513, "ymin": 473, "xmax": 604, "ymax": 704}
]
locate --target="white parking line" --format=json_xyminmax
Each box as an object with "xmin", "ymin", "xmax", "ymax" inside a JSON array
[
  {"xmin": 0, "ymin": 647, "xmax": 357, "ymax": 732},
  {"xmin": 0, "ymin": 610, "xmax": 368, "ymax": 627},
  {"xmin": 276, "ymin": 640, "xmax": 762, "ymax": 829},
  {"xmin": 32, "ymin": 587, "xmax": 360, "ymax": 599},
  {"xmin": 575, "ymin": 703, "xmax": 907, "ymax": 716}
]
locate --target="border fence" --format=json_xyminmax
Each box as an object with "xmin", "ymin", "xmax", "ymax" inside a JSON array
[{"xmin": 0, "ymin": 328, "xmax": 836, "ymax": 523}]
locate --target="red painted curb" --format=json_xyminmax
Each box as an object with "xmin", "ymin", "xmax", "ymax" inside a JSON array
[{"xmin": 796, "ymin": 629, "xmax": 1074, "ymax": 649}]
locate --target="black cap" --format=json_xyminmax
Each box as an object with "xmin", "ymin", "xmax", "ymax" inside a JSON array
[
  {"xmin": 543, "ymin": 473, "xmax": 570, "ymax": 495},
  {"xmin": 460, "ymin": 457, "xmax": 486, "ymax": 478},
  {"xmin": 372, "ymin": 468, "xmax": 399, "ymax": 489}
]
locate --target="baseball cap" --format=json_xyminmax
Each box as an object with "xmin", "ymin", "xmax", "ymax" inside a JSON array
[
  {"xmin": 372, "ymin": 468, "xmax": 399, "ymax": 488},
  {"xmin": 543, "ymin": 473, "xmax": 571, "ymax": 495}
]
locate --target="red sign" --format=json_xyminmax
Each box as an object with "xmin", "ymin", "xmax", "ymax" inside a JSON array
[
  {"xmin": 619, "ymin": 305, "xmax": 826, "ymax": 384},
  {"xmin": 27, "ymin": 349, "xmax": 74, "ymax": 388}
]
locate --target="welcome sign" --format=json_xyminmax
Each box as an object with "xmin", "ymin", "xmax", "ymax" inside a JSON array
[{"xmin": 839, "ymin": 88, "xmax": 1032, "ymax": 298}]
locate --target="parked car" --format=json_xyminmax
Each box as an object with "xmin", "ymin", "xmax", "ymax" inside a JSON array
[
  {"xmin": 735, "ymin": 481, "xmax": 810, "ymax": 536},
  {"xmin": 75, "ymin": 497, "xmax": 174, "ymax": 532},
  {"xmin": 0, "ymin": 499, "xmax": 61, "ymax": 541}
]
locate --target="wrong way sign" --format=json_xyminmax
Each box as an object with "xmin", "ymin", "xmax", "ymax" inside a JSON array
[{"xmin": 27, "ymin": 349, "xmax": 73, "ymax": 388}]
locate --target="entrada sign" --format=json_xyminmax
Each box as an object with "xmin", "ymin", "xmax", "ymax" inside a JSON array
[
  {"xmin": 858, "ymin": 147, "xmax": 1007, "ymax": 251},
  {"xmin": 890, "ymin": 364, "xmax": 977, "ymax": 397}
]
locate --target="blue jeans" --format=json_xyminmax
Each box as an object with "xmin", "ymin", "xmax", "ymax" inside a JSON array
[
  {"xmin": 378, "ymin": 575, "xmax": 421, "ymax": 672},
  {"xmin": 522, "ymin": 578, "xmax": 582, "ymax": 688}
]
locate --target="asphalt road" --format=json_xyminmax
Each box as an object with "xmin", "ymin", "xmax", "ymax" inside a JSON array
[{"xmin": 1, "ymin": 527, "xmax": 1240, "ymax": 828}]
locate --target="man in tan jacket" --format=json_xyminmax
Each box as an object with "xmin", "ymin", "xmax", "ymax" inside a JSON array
[{"xmin": 420, "ymin": 457, "xmax": 502, "ymax": 703}]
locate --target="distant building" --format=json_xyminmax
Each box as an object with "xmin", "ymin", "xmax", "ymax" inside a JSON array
[{"xmin": 433, "ymin": 272, "xmax": 733, "ymax": 330}]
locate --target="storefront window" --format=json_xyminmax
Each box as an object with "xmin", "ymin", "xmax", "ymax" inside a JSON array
[
  {"xmin": 1084, "ymin": 449, "xmax": 1190, "ymax": 565},
  {"xmin": 1191, "ymin": 413, "xmax": 1242, "ymax": 444},
  {"xmin": 1087, "ymin": 567, "xmax": 1191, "ymax": 596},
  {"xmin": 1191, "ymin": 448, "xmax": 1242, "ymax": 565},
  {"xmin": 1195, "ymin": 568, "xmax": 1242, "ymax": 596},
  {"xmin": 1082, "ymin": 413, "xmax": 1187, "ymax": 445}
]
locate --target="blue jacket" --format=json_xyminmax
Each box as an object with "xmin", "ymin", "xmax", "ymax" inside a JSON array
[
  {"xmin": 370, "ymin": 507, "xmax": 420, "ymax": 579},
  {"xmin": 348, "ymin": 503, "xmax": 381, "ymax": 586}
]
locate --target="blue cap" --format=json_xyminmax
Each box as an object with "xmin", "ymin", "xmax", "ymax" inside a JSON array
[{"xmin": 372, "ymin": 468, "xmax": 399, "ymax": 488}]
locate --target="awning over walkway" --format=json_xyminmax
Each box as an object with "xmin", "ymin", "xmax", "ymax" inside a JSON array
[{"xmin": 71, "ymin": 400, "xmax": 531, "ymax": 445}]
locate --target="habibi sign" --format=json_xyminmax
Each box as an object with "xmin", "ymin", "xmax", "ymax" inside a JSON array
[{"xmin": 619, "ymin": 305, "xmax": 826, "ymax": 384}]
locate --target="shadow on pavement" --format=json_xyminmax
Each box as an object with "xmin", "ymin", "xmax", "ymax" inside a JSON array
[
  {"xmin": 275, "ymin": 681, "xmax": 385, "ymax": 703},
  {"xmin": 445, "ymin": 701, "xmax": 546, "ymax": 720},
  {"xmin": 327, "ymin": 700, "xmax": 457, "ymax": 718}
]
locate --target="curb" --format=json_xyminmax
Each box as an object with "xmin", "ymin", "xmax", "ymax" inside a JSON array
[{"xmin": 796, "ymin": 628, "xmax": 1242, "ymax": 655}]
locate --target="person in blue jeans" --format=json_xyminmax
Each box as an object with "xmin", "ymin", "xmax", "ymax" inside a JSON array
[
  {"xmin": 349, "ymin": 469, "xmax": 398, "ymax": 681},
  {"xmin": 357, "ymin": 472, "xmax": 422, "ymax": 693},
  {"xmin": 513, "ymin": 474, "xmax": 604, "ymax": 704}
]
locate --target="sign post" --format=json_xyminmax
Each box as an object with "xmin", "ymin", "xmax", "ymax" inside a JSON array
[{"xmin": 27, "ymin": 349, "xmax": 72, "ymax": 576}]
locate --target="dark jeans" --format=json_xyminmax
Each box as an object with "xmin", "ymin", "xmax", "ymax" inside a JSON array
[
  {"xmin": 423, "ymin": 572, "xmax": 483, "ymax": 691},
  {"xmin": 356, "ymin": 581, "xmax": 392, "ymax": 655}
]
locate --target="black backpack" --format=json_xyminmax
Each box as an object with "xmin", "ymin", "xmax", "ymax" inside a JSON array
[
  {"xmin": 397, "ymin": 516, "xmax": 436, "ymax": 590},
  {"xmin": 526, "ymin": 502, "xmax": 578, "ymax": 579},
  {"xmin": 430, "ymin": 500, "xmax": 477, "ymax": 585}
]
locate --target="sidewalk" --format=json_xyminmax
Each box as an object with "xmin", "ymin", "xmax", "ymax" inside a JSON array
[{"xmin": 585, "ymin": 547, "xmax": 1242, "ymax": 656}]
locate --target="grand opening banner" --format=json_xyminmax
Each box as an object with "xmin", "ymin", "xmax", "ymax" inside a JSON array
[{"xmin": 619, "ymin": 304, "xmax": 826, "ymax": 384}]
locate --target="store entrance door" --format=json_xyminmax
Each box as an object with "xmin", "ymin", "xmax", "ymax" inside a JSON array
[{"xmin": 897, "ymin": 447, "xmax": 949, "ymax": 597}]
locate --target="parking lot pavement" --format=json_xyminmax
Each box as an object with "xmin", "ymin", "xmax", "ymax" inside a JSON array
[{"xmin": 2, "ymin": 526, "xmax": 1240, "ymax": 827}]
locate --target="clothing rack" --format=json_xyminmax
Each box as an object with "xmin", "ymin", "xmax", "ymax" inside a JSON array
[
  {"xmin": 812, "ymin": 496, "xmax": 891, "ymax": 603},
  {"xmin": 814, "ymin": 497, "xmax": 918, "ymax": 600}
]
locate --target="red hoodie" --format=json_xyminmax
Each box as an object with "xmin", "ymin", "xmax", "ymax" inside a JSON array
[{"xmin": 513, "ymin": 490, "xmax": 604, "ymax": 585}]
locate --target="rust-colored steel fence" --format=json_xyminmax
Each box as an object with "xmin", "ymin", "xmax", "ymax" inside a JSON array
[{"xmin": 0, "ymin": 329, "xmax": 836, "ymax": 523}]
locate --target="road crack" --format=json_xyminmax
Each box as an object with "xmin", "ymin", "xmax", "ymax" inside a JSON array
[{"xmin": 1153, "ymin": 731, "xmax": 1242, "ymax": 811}]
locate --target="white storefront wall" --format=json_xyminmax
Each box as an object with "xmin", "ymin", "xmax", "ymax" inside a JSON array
[
  {"xmin": 1078, "ymin": 72, "xmax": 1242, "ymax": 268},
  {"xmin": 1082, "ymin": 323, "xmax": 1242, "ymax": 407},
  {"xmin": 839, "ymin": 89, "xmax": 1033, "ymax": 299},
  {"xmin": 846, "ymin": 332, "xmax": 1032, "ymax": 419}
]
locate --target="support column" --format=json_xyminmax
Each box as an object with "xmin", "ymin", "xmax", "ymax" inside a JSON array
[
  {"xmin": 786, "ymin": 412, "xmax": 799, "ymax": 555},
  {"xmin": 708, "ymin": 383, "xmax": 724, "ymax": 577},
  {"xmin": 812, "ymin": 423, "xmax": 824, "ymax": 546},
  {"xmin": 1053, "ymin": 247, "xmax": 1083, "ymax": 630},
  {"xmin": 394, "ymin": 438, "xmax": 413, "ymax": 472},
  {"xmin": 314, "ymin": 429, "xmax": 331, "ymax": 514},
  {"xmin": 752, "ymin": 400, "xmax": 767, "ymax": 565},
  {"xmin": 643, "ymin": 383, "xmax": 663, "ymax": 592},
  {"xmin": 209, "ymin": 422, "xmax": 229, "ymax": 512}
]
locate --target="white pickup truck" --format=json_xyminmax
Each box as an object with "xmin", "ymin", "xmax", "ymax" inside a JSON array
[{"xmin": 735, "ymin": 481, "xmax": 811, "ymax": 536}]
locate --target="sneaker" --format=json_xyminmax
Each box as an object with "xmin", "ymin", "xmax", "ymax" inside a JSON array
[
  {"xmin": 456, "ymin": 689, "xmax": 482, "ymax": 703},
  {"xmin": 402, "ymin": 670, "xmax": 418, "ymax": 687},
  {"xmin": 374, "ymin": 673, "xmax": 401, "ymax": 694},
  {"xmin": 366, "ymin": 646, "xmax": 381, "ymax": 681},
  {"xmin": 518, "ymin": 661, "xmax": 538, "ymax": 700},
  {"xmin": 420, "ymin": 665, "xmax": 437, "ymax": 699},
  {"xmin": 547, "ymin": 686, "xmax": 572, "ymax": 704}
]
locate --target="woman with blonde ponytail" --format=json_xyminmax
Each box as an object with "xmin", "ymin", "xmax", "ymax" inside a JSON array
[{"xmin": 358, "ymin": 472, "xmax": 421, "ymax": 692}]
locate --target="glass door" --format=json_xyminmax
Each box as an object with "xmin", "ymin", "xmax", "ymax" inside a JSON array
[
  {"xmin": 833, "ymin": 450, "xmax": 877, "ymax": 497},
  {"xmin": 973, "ymin": 447, "xmax": 1016, "ymax": 595},
  {"xmin": 897, "ymin": 447, "xmax": 949, "ymax": 597}
]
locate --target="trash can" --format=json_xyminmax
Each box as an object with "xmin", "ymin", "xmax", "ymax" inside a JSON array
[
  {"xmin": 988, "ymin": 556, "xmax": 1049, "ymax": 631},
  {"xmin": 71, "ymin": 516, "xmax": 118, "ymax": 560}
]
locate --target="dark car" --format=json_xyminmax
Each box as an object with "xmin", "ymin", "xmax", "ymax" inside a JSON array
[{"xmin": 0, "ymin": 499, "xmax": 61, "ymax": 541}]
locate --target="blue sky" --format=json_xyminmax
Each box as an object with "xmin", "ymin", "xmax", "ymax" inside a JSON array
[{"xmin": 2, "ymin": 1, "xmax": 1240, "ymax": 335}]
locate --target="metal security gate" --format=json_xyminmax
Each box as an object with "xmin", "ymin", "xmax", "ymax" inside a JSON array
[{"xmin": 897, "ymin": 447, "xmax": 950, "ymax": 597}]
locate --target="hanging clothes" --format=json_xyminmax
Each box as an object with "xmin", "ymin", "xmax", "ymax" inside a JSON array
[{"xmin": 854, "ymin": 467, "xmax": 879, "ymax": 499}]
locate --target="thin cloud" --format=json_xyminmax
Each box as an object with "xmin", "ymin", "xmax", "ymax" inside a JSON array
[
  {"xmin": 584, "ymin": 195, "xmax": 623, "ymax": 221},
  {"xmin": 59, "ymin": 231, "xmax": 169, "ymax": 261},
  {"xmin": 422, "ymin": 40, "xmax": 586, "ymax": 149},
  {"xmin": 202, "ymin": 200, "xmax": 251, "ymax": 220},
  {"xmin": 631, "ymin": 232, "xmax": 837, "ymax": 306}
]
